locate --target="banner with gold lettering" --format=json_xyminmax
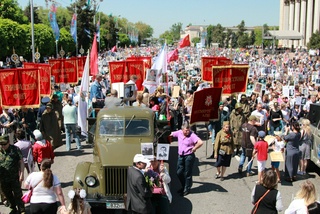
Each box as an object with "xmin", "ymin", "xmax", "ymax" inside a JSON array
[
  {"xmin": 202, "ymin": 57, "xmax": 232, "ymax": 82},
  {"xmin": 49, "ymin": 58, "xmax": 78, "ymax": 84},
  {"xmin": 127, "ymin": 56, "xmax": 152, "ymax": 69},
  {"xmin": 24, "ymin": 63, "xmax": 51, "ymax": 96},
  {"xmin": 109, "ymin": 61, "xmax": 126, "ymax": 85},
  {"xmin": 76, "ymin": 56, "xmax": 87, "ymax": 79},
  {"xmin": 190, "ymin": 87, "xmax": 222, "ymax": 124},
  {"xmin": 212, "ymin": 64, "xmax": 249, "ymax": 95},
  {"xmin": 0, "ymin": 68, "xmax": 40, "ymax": 108},
  {"xmin": 126, "ymin": 61, "xmax": 145, "ymax": 91}
]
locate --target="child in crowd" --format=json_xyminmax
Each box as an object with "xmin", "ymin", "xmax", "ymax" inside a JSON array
[
  {"xmin": 271, "ymin": 135, "xmax": 285, "ymax": 182},
  {"xmin": 65, "ymin": 188, "xmax": 91, "ymax": 214},
  {"xmin": 253, "ymin": 131, "xmax": 269, "ymax": 184}
]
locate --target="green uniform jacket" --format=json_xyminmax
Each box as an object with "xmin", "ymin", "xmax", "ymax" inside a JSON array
[
  {"xmin": 229, "ymin": 109, "xmax": 245, "ymax": 146},
  {"xmin": 214, "ymin": 130, "xmax": 235, "ymax": 156}
]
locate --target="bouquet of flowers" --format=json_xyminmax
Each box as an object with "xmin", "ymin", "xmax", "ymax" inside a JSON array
[{"xmin": 145, "ymin": 169, "xmax": 160, "ymax": 188}]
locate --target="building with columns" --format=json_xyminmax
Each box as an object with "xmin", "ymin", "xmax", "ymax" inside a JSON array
[{"xmin": 279, "ymin": 0, "xmax": 320, "ymax": 48}]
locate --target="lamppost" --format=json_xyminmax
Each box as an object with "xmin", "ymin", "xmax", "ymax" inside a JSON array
[{"xmin": 30, "ymin": 0, "xmax": 35, "ymax": 62}]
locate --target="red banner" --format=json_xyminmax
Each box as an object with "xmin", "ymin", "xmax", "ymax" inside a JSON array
[
  {"xmin": 190, "ymin": 87, "xmax": 222, "ymax": 124},
  {"xmin": 49, "ymin": 58, "xmax": 78, "ymax": 84},
  {"xmin": 24, "ymin": 63, "xmax": 51, "ymax": 96},
  {"xmin": 109, "ymin": 61, "xmax": 146, "ymax": 91},
  {"xmin": 201, "ymin": 57, "xmax": 232, "ymax": 82},
  {"xmin": 212, "ymin": 64, "xmax": 249, "ymax": 95},
  {"xmin": 76, "ymin": 56, "xmax": 87, "ymax": 79},
  {"xmin": 127, "ymin": 56, "xmax": 152, "ymax": 69},
  {"xmin": 0, "ymin": 68, "xmax": 40, "ymax": 108},
  {"xmin": 109, "ymin": 61, "xmax": 127, "ymax": 83},
  {"xmin": 126, "ymin": 61, "xmax": 145, "ymax": 91}
]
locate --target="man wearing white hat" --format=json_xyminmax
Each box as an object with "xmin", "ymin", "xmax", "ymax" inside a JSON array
[{"xmin": 126, "ymin": 154, "xmax": 152, "ymax": 214}]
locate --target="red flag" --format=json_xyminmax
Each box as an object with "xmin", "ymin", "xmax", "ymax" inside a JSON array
[
  {"xmin": 111, "ymin": 46, "xmax": 117, "ymax": 52},
  {"xmin": 190, "ymin": 87, "xmax": 222, "ymax": 124},
  {"xmin": 167, "ymin": 49, "xmax": 179, "ymax": 63},
  {"xmin": 178, "ymin": 34, "xmax": 190, "ymax": 48},
  {"xmin": 90, "ymin": 34, "xmax": 98, "ymax": 76}
]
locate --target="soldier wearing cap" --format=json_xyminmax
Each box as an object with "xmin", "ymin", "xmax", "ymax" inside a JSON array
[
  {"xmin": 0, "ymin": 135, "xmax": 25, "ymax": 213},
  {"xmin": 229, "ymin": 102, "xmax": 245, "ymax": 156},
  {"xmin": 240, "ymin": 94, "xmax": 251, "ymax": 120},
  {"xmin": 39, "ymin": 103, "xmax": 62, "ymax": 149}
]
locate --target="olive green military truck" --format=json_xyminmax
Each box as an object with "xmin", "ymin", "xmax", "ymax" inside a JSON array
[{"xmin": 73, "ymin": 106, "xmax": 170, "ymax": 210}]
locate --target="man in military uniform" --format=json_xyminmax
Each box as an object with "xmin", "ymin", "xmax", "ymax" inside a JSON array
[
  {"xmin": 229, "ymin": 103, "xmax": 245, "ymax": 156},
  {"xmin": 0, "ymin": 135, "xmax": 25, "ymax": 214},
  {"xmin": 239, "ymin": 94, "xmax": 251, "ymax": 121}
]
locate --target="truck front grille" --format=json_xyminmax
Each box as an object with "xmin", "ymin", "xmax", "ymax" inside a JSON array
[{"xmin": 105, "ymin": 167, "xmax": 127, "ymax": 196}]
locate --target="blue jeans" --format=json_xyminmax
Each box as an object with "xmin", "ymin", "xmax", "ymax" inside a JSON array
[
  {"xmin": 64, "ymin": 124, "xmax": 81, "ymax": 151},
  {"xmin": 177, "ymin": 153, "xmax": 195, "ymax": 192},
  {"xmin": 269, "ymin": 125, "xmax": 281, "ymax": 135},
  {"xmin": 239, "ymin": 147, "xmax": 253, "ymax": 173}
]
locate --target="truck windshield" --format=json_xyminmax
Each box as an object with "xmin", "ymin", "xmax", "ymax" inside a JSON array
[{"xmin": 99, "ymin": 118, "xmax": 150, "ymax": 136}]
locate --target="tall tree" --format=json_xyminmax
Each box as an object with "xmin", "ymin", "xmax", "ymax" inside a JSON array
[
  {"xmin": 24, "ymin": 3, "xmax": 41, "ymax": 24},
  {"xmin": 159, "ymin": 30, "xmax": 174, "ymax": 45},
  {"xmin": 68, "ymin": 0, "xmax": 95, "ymax": 52},
  {"xmin": 170, "ymin": 22, "xmax": 183, "ymax": 42},
  {"xmin": 134, "ymin": 21, "xmax": 153, "ymax": 44},
  {"xmin": 0, "ymin": 0, "xmax": 28, "ymax": 24},
  {"xmin": 307, "ymin": 30, "xmax": 320, "ymax": 49},
  {"xmin": 206, "ymin": 25, "xmax": 213, "ymax": 47}
]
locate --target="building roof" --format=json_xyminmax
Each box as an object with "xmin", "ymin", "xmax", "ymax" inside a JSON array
[{"xmin": 266, "ymin": 30, "xmax": 304, "ymax": 40}]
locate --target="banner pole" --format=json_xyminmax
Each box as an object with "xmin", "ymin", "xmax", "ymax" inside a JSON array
[{"xmin": 205, "ymin": 122, "xmax": 208, "ymax": 157}]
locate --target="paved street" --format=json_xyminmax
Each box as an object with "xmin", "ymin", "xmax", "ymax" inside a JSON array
[{"xmin": 1, "ymin": 125, "xmax": 319, "ymax": 213}]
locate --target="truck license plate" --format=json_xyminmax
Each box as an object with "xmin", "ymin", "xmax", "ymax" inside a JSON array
[{"xmin": 106, "ymin": 202, "xmax": 125, "ymax": 209}]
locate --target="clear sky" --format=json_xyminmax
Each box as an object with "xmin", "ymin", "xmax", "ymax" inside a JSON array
[{"xmin": 18, "ymin": 0, "xmax": 280, "ymax": 37}]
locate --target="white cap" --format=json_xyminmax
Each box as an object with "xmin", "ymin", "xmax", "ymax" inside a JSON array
[
  {"xmin": 133, "ymin": 154, "xmax": 150, "ymax": 164},
  {"xmin": 223, "ymin": 106, "xmax": 229, "ymax": 112},
  {"xmin": 33, "ymin": 129, "xmax": 42, "ymax": 140}
]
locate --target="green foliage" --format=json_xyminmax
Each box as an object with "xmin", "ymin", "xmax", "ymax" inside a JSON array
[
  {"xmin": 206, "ymin": 25, "xmax": 213, "ymax": 47},
  {"xmin": 159, "ymin": 30, "xmax": 174, "ymax": 45},
  {"xmin": 250, "ymin": 30, "xmax": 256, "ymax": 45},
  {"xmin": 0, "ymin": 0, "xmax": 28, "ymax": 24},
  {"xmin": 237, "ymin": 20, "xmax": 250, "ymax": 47},
  {"xmin": 170, "ymin": 22, "xmax": 183, "ymax": 42},
  {"xmin": 26, "ymin": 23, "xmax": 56, "ymax": 59},
  {"xmin": 134, "ymin": 21, "xmax": 153, "ymax": 44},
  {"xmin": 191, "ymin": 37, "xmax": 200, "ymax": 45},
  {"xmin": 24, "ymin": 3, "xmax": 41, "ymax": 24},
  {"xmin": 254, "ymin": 27, "xmax": 262, "ymax": 46},
  {"xmin": 0, "ymin": 19, "xmax": 28, "ymax": 60},
  {"xmin": 307, "ymin": 30, "xmax": 320, "ymax": 49},
  {"xmin": 211, "ymin": 24, "xmax": 225, "ymax": 47},
  {"xmin": 58, "ymin": 27, "xmax": 75, "ymax": 56},
  {"xmin": 119, "ymin": 33, "xmax": 130, "ymax": 47}
]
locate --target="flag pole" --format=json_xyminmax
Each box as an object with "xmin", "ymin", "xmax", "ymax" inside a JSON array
[{"xmin": 75, "ymin": 5, "xmax": 78, "ymax": 56}]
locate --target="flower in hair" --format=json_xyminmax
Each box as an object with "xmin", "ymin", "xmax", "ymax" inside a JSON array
[
  {"xmin": 79, "ymin": 189, "xmax": 86, "ymax": 198},
  {"xmin": 68, "ymin": 190, "xmax": 75, "ymax": 199}
]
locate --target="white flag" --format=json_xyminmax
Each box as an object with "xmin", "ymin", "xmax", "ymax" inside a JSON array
[
  {"xmin": 143, "ymin": 45, "xmax": 167, "ymax": 94},
  {"xmin": 78, "ymin": 51, "xmax": 90, "ymax": 136}
]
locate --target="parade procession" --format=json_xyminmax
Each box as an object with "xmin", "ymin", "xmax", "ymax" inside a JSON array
[{"xmin": 1, "ymin": 0, "xmax": 320, "ymax": 214}]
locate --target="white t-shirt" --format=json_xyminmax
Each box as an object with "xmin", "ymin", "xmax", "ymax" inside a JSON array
[
  {"xmin": 25, "ymin": 171, "xmax": 61, "ymax": 204},
  {"xmin": 285, "ymin": 198, "xmax": 308, "ymax": 214},
  {"xmin": 274, "ymin": 140, "xmax": 285, "ymax": 152}
]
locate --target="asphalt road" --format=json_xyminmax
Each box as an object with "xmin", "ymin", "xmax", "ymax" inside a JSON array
[{"xmin": 1, "ymin": 125, "xmax": 320, "ymax": 214}]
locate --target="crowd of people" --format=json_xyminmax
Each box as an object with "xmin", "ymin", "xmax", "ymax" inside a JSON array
[{"xmin": 0, "ymin": 46, "xmax": 320, "ymax": 213}]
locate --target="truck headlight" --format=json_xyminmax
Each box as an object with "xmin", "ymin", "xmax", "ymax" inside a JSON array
[{"xmin": 85, "ymin": 176, "xmax": 96, "ymax": 187}]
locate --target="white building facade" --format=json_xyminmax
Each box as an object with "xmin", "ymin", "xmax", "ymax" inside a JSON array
[{"xmin": 279, "ymin": 0, "xmax": 320, "ymax": 48}]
